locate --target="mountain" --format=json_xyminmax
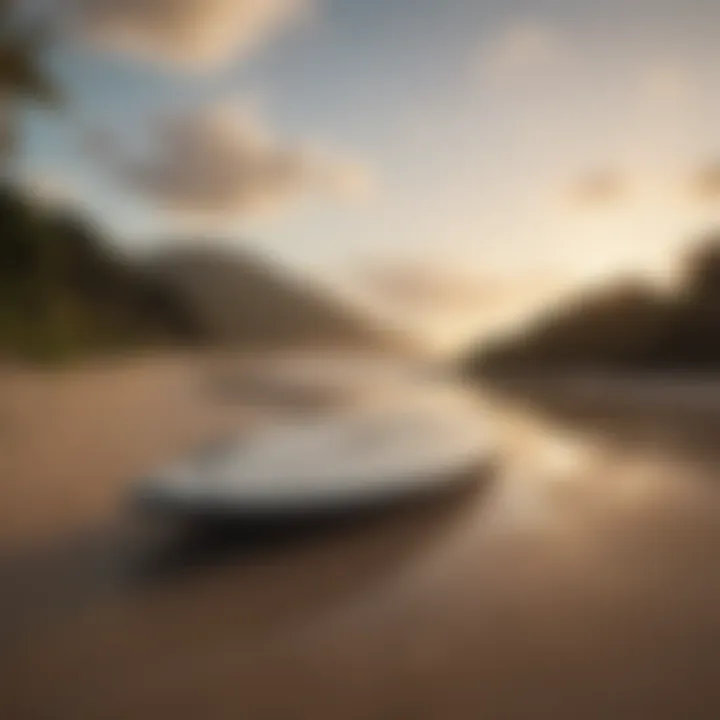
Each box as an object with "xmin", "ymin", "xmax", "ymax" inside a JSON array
[
  {"xmin": 463, "ymin": 233, "xmax": 720, "ymax": 376},
  {"xmin": 146, "ymin": 245, "xmax": 403, "ymax": 351},
  {"xmin": 0, "ymin": 186, "xmax": 190, "ymax": 360},
  {"xmin": 0, "ymin": 185, "xmax": 403, "ymax": 361}
]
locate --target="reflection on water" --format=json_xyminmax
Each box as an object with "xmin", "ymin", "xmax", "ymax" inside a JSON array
[{"xmin": 2, "ymin": 364, "xmax": 720, "ymax": 719}]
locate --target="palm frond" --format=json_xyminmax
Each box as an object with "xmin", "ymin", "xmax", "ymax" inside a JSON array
[{"xmin": 0, "ymin": 34, "xmax": 60, "ymax": 106}]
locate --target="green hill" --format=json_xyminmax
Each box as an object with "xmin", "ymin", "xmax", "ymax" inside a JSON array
[
  {"xmin": 464, "ymin": 234, "xmax": 720, "ymax": 376},
  {"xmin": 0, "ymin": 185, "xmax": 402, "ymax": 362}
]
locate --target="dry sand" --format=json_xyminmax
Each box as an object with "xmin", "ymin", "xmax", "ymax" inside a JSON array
[{"xmin": 0, "ymin": 354, "xmax": 261, "ymax": 548}]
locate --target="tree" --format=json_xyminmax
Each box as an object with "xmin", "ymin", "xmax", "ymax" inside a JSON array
[{"xmin": 0, "ymin": 0, "xmax": 59, "ymax": 163}]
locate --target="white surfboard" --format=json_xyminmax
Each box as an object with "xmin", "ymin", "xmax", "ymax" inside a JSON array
[{"xmin": 135, "ymin": 390, "xmax": 492, "ymax": 521}]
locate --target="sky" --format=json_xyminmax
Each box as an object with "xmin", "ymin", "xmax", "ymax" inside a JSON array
[{"xmin": 18, "ymin": 0, "xmax": 720, "ymax": 349}]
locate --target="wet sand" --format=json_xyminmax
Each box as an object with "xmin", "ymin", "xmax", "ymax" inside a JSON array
[{"xmin": 1, "ymin": 360, "xmax": 720, "ymax": 719}]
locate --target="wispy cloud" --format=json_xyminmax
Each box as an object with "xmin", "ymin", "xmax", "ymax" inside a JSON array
[
  {"xmin": 360, "ymin": 262, "xmax": 493, "ymax": 312},
  {"xmin": 636, "ymin": 59, "xmax": 694, "ymax": 106},
  {"xmin": 691, "ymin": 162, "xmax": 720, "ymax": 202},
  {"xmin": 568, "ymin": 170, "xmax": 627, "ymax": 207},
  {"xmin": 88, "ymin": 104, "xmax": 368, "ymax": 218},
  {"xmin": 476, "ymin": 20, "xmax": 564, "ymax": 84},
  {"xmin": 58, "ymin": 0, "xmax": 311, "ymax": 69}
]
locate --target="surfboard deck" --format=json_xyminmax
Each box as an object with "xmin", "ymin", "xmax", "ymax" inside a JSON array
[{"xmin": 134, "ymin": 390, "xmax": 493, "ymax": 522}]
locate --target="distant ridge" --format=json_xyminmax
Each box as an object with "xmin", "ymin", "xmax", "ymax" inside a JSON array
[
  {"xmin": 463, "ymin": 235, "xmax": 720, "ymax": 376},
  {"xmin": 147, "ymin": 244, "xmax": 406, "ymax": 351},
  {"xmin": 0, "ymin": 185, "xmax": 405, "ymax": 361}
]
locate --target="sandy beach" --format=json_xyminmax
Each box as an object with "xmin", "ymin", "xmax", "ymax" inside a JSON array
[{"xmin": 1, "ymin": 358, "xmax": 720, "ymax": 719}]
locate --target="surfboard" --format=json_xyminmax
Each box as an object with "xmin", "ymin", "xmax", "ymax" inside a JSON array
[{"xmin": 135, "ymin": 389, "xmax": 492, "ymax": 521}]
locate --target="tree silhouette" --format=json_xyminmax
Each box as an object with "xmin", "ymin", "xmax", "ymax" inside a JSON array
[
  {"xmin": 465, "ymin": 233, "xmax": 720, "ymax": 375},
  {"xmin": 0, "ymin": 1, "xmax": 59, "ymax": 163}
]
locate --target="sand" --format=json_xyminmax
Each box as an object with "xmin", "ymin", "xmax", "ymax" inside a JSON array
[
  {"xmin": 1, "ymin": 360, "xmax": 720, "ymax": 720},
  {"xmin": 0, "ymin": 354, "xmax": 260, "ymax": 548}
]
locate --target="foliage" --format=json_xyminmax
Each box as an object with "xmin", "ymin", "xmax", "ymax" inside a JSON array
[
  {"xmin": 0, "ymin": 185, "xmax": 396, "ymax": 363},
  {"xmin": 466, "ymin": 233, "xmax": 720, "ymax": 375},
  {"xmin": 0, "ymin": 186, "xmax": 199, "ymax": 361},
  {"xmin": 0, "ymin": 1, "xmax": 59, "ymax": 159}
]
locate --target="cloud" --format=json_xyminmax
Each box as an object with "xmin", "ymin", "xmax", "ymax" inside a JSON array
[
  {"xmin": 637, "ymin": 60, "xmax": 694, "ymax": 105},
  {"xmin": 568, "ymin": 170, "xmax": 626, "ymax": 207},
  {"xmin": 89, "ymin": 105, "xmax": 368, "ymax": 217},
  {"xmin": 477, "ymin": 20, "xmax": 564, "ymax": 84},
  {"xmin": 18, "ymin": 170, "xmax": 80, "ymax": 209},
  {"xmin": 691, "ymin": 162, "xmax": 720, "ymax": 202},
  {"xmin": 360, "ymin": 262, "xmax": 496, "ymax": 312},
  {"xmin": 58, "ymin": 0, "xmax": 310, "ymax": 68}
]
